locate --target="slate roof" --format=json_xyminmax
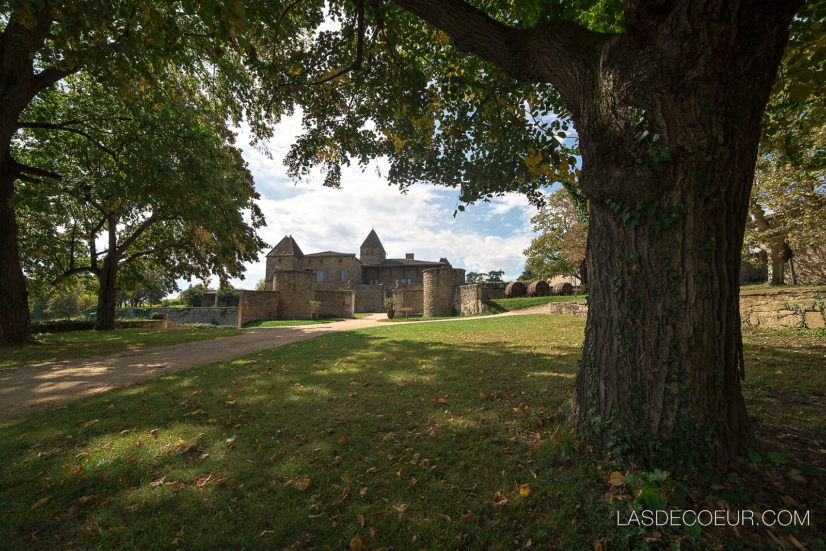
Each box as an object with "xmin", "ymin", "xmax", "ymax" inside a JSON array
[
  {"xmin": 304, "ymin": 251, "xmax": 357, "ymax": 258},
  {"xmin": 372, "ymin": 258, "xmax": 445, "ymax": 267},
  {"xmin": 267, "ymin": 235, "xmax": 304, "ymax": 257},
  {"xmin": 360, "ymin": 229, "xmax": 385, "ymax": 251}
]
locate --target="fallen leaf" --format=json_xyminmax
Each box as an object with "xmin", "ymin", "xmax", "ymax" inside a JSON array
[
  {"xmin": 520, "ymin": 484, "xmax": 531, "ymax": 497},
  {"xmin": 357, "ymin": 513, "xmax": 365, "ymax": 527},
  {"xmin": 349, "ymin": 535, "xmax": 363, "ymax": 550},
  {"xmin": 149, "ymin": 429, "xmax": 160, "ymax": 438},
  {"xmin": 71, "ymin": 465, "xmax": 84, "ymax": 476},
  {"xmin": 30, "ymin": 496, "xmax": 52, "ymax": 510},
  {"xmin": 338, "ymin": 437, "xmax": 348, "ymax": 445},
  {"xmin": 226, "ymin": 435, "xmax": 237, "ymax": 449},
  {"xmin": 461, "ymin": 510, "xmax": 475, "ymax": 522},
  {"xmin": 296, "ymin": 477, "xmax": 311, "ymax": 491},
  {"xmin": 609, "ymin": 471, "xmax": 625, "ymax": 487},
  {"xmin": 493, "ymin": 491, "xmax": 508, "ymax": 507},
  {"xmin": 383, "ymin": 432, "xmax": 394, "ymax": 441},
  {"xmin": 83, "ymin": 419, "xmax": 98, "ymax": 428}
]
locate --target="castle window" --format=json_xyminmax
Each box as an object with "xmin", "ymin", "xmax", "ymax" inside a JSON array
[
  {"xmin": 339, "ymin": 270, "xmax": 347, "ymax": 282},
  {"xmin": 277, "ymin": 258, "xmax": 282, "ymax": 263},
  {"xmin": 317, "ymin": 271, "xmax": 326, "ymax": 282}
]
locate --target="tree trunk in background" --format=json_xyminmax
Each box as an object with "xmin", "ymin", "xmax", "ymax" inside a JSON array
[
  {"xmin": 566, "ymin": 1, "xmax": 798, "ymax": 466},
  {"xmin": 95, "ymin": 258, "xmax": 119, "ymax": 331},
  {"xmin": 767, "ymin": 237, "xmax": 786, "ymax": 285},
  {"xmin": 0, "ymin": 161, "xmax": 31, "ymax": 344}
]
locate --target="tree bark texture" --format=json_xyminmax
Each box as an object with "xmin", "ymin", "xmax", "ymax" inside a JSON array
[
  {"xmin": 566, "ymin": 2, "xmax": 798, "ymax": 465},
  {"xmin": 397, "ymin": 0, "xmax": 801, "ymax": 465},
  {"xmin": 0, "ymin": 161, "xmax": 31, "ymax": 344}
]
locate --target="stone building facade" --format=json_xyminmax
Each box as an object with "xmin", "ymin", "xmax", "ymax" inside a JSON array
[{"xmin": 264, "ymin": 230, "xmax": 460, "ymax": 311}]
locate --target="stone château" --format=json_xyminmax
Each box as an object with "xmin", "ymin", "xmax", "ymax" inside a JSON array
[{"xmin": 265, "ymin": 230, "xmax": 452, "ymax": 287}]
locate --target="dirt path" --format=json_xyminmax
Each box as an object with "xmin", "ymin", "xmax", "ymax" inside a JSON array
[{"xmin": 0, "ymin": 307, "xmax": 559, "ymax": 421}]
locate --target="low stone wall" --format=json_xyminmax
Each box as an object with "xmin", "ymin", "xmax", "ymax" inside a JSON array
[
  {"xmin": 740, "ymin": 287, "xmax": 825, "ymax": 329},
  {"xmin": 238, "ymin": 290, "xmax": 280, "ymax": 327},
  {"xmin": 392, "ymin": 288, "xmax": 423, "ymax": 314},
  {"xmin": 314, "ymin": 290, "xmax": 355, "ymax": 318},
  {"xmin": 115, "ymin": 307, "xmax": 239, "ymax": 326},
  {"xmin": 456, "ymin": 284, "xmax": 485, "ymax": 316},
  {"xmin": 545, "ymin": 301, "xmax": 588, "ymax": 318},
  {"xmin": 354, "ymin": 284, "xmax": 385, "ymax": 313}
]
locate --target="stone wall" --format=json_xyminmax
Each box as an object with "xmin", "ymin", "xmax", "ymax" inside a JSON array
[
  {"xmin": 238, "ymin": 290, "xmax": 280, "ymax": 327},
  {"xmin": 423, "ymin": 268, "xmax": 463, "ymax": 317},
  {"xmin": 354, "ymin": 284, "xmax": 385, "ymax": 312},
  {"xmin": 273, "ymin": 270, "xmax": 314, "ymax": 320},
  {"xmin": 392, "ymin": 288, "xmax": 424, "ymax": 314},
  {"xmin": 314, "ymin": 290, "xmax": 356, "ymax": 318},
  {"xmin": 115, "ymin": 307, "xmax": 239, "ymax": 326},
  {"xmin": 456, "ymin": 284, "xmax": 485, "ymax": 316},
  {"xmin": 481, "ymin": 286, "xmax": 505, "ymax": 300},
  {"xmin": 786, "ymin": 243, "xmax": 826, "ymax": 285},
  {"xmin": 545, "ymin": 301, "xmax": 589, "ymax": 317},
  {"xmin": 740, "ymin": 287, "xmax": 826, "ymax": 329}
]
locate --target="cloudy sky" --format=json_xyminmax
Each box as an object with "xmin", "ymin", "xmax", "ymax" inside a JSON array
[{"xmin": 217, "ymin": 112, "xmax": 545, "ymax": 290}]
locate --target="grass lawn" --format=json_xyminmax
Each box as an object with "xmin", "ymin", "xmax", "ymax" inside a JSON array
[
  {"xmin": 0, "ymin": 316, "xmax": 823, "ymax": 549},
  {"xmin": 354, "ymin": 313, "xmax": 374, "ymax": 319},
  {"xmin": 244, "ymin": 318, "xmax": 347, "ymax": 327},
  {"xmin": 484, "ymin": 295, "xmax": 586, "ymax": 314},
  {"xmin": 0, "ymin": 328, "xmax": 242, "ymax": 370}
]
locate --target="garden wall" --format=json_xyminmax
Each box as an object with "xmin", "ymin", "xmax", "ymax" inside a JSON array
[
  {"xmin": 392, "ymin": 288, "xmax": 423, "ymax": 314},
  {"xmin": 314, "ymin": 290, "xmax": 355, "ymax": 319},
  {"xmin": 354, "ymin": 284, "xmax": 385, "ymax": 313},
  {"xmin": 740, "ymin": 287, "xmax": 825, "ymax": 329},
  {"xmin": 115, "ymin": 307, "xmax": 239, "ymax": 326},
  {"xmin": 456, "ymin": 284, "xmax": 485, "ymax": 316},
  {"xmin": 238, "ymin": 291, "xmax": 280, "ymax": 327}
]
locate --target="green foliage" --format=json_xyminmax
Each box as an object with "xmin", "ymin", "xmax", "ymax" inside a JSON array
[
  {"xmin": 180, "ymin": 284, "xmax": 207, "ymax": 308},
  {"xmin": 309, "ymin": 300, "xmax": 321, "ymax": 313},
  {"xmin": 15, "ymin": 73, "xmax": 265, "ymax": 322},
  {"xmin": 384, "ymin": 296, "xmax": 394, "ymax": 310},
  {"xmin": 217, "ymin": 285, "xmax": 241, "ymax": 307},
  {"xmin": 254, "ymin": 279, "xmax": 268, "ymax": 291},
  {"xmin": 523, "ymin": 188, "xmax": 586, "ymax": 280}
]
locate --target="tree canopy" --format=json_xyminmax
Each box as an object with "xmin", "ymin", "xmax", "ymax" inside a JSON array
[{"xmin": 15, "ymin": 73, "xmax": 265, "ymax": 329}]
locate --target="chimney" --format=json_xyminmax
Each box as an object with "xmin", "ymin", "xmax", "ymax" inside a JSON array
[{"xmin": 405, "ymin": 253, "xmax": 414, "ymax": 259}]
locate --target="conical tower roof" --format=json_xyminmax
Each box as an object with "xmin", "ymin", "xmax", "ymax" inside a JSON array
[
  {"xmin": 360, "ymin": 229, "xmax": 385, "ymax": 252},
  {"xmin": 267, "ymin": 235, "xmax": 304, "ymax": 257}
]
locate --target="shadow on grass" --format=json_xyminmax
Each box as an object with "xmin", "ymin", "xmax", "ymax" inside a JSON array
[
  {"xmin": 0, "ymin": 316, "xmax": 823, "ymax": 549},
  {"xmin": 0, "ymin": 318, "xmax": 602, "ymax": 549}
]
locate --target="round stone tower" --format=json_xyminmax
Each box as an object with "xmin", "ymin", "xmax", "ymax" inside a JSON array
[{"xmin": 423, "ymin": 268, "xmax": 457, "ymax": 317}]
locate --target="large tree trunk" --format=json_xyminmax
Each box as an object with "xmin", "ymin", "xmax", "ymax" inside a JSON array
[
  {"xmin": 565, "ymin": 2, "xmax": 798, "ymax": 466},
  {"xmin": 95, "ymin": 258, "xmax": 119, "ymax": 331},
  {"xmin": 0, "ymin": 161, "xmax": 31, "ymax": 344}
]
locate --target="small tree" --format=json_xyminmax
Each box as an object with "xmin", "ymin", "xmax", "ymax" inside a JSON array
[{"xmin": 180, "ymin": 284, "xmax": 207, "ymax": 308}]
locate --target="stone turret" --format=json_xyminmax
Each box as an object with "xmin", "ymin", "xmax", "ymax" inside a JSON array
[{"xmin": 359, "ymin": 229, "xmax": 386, "ymax": 265}]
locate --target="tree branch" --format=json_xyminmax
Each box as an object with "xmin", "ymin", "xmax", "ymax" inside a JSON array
[
  {"xmin": 121, "ymin": 249, "xmax": 156, "ymax": 265},
  {"xmin": 53, "ymin": 266, "xmax": 101, "ymax": 285},
  {"xmin": 115, "ymin": 213, "xmax": 158, "ymax": 256},
  {"xmin": 301, "ymin": 0, "xmax": 366, "ymax": 86},
  {"xmin": 391, "ymin": 0, "xmax": 604, "ymax": 92},
  {"xmin": 16, "ymin": 162, "xmax": 61, "ymax": 180},
  {"xmin": 17, "ymin": 121, "xmax": 119, "ymax": 158}
]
